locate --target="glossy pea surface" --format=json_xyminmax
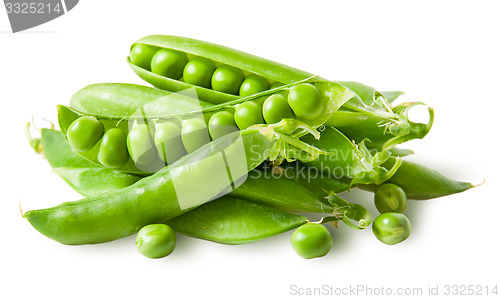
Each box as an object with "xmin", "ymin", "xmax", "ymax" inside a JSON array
[
  {"xmin": 374, "ymin": 183, "xmax": 408, "ymax": 213},
  {"xmin": 130, "ymin": 44, "xmax": 158, "ymax": 71},
  {"xmin": 183, "ymin": 57, "xmax": 216, "ymax": 88},
  {"xmin": 263, "ymin": 94, "xmax": 295, "ymax": 124},
  {"xmin": 136, "ymin": 224, "xmax": 176, "ymax": 259},
  {"xmin": 291, "ymin": 223, "xmax": 332, "ymax": 259},
  {"xmin": 239, "ymin": 74, "xmax": 269, "ymax": 97},
  {"xmin": 154, "ymin": 121, "xmax": 186, "ymax": 164},
  {"xmin": 234, "ymin": 102, "xmax": 264, "ymax": 130},
  {"xmin": 181, "ymin": 118, "xmax": 211, "ymax": 153},
  {"xmin": 211, "ymin": 65, "xmax": 244, "ymax": 95},
  {"xmin": 288, "ymin": 83, "xmax": 323, "ymax": 120},
  {"xmin": 151, "ymin": 49, "xmax": 188, "ymax": 80},
  {"xmin": 66, "ymin": 117, "xmax": 104, "ymax": 152},
  {"xmin": 209, "ymin": 111, "xmax": 238, "ymax": 139},
  {"xmin": 97, "ymin": 128, "xmax": 129, "ymax": 168},
  {"xmin": 127, "ymin": 124, "xmax": 157, "ymax": 167},
  {"xmin": 372, "ymin": 213, "xmax": 411, "ymax": 245}
]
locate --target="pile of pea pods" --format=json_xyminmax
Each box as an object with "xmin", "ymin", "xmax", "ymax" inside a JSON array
[{"xmin": 25, "ymin": 35, "xmax": 474, "ymax": 259}]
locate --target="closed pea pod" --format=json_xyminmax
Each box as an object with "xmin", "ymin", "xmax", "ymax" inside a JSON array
[
  {"xmin": 98, "ymin": 128, "xmax": 129, "ymax": 168},
  {"xmin": 167, "ymin": 197, "xmax": 308, "ymax": 245}
]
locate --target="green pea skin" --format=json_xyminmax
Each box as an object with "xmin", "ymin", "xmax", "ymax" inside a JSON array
[
  {"xmin": 234, "ymin": 102, "xmax": 264, "ymax": 130},
  {"xmin": 270, "ymin": 82, "xmax": 284, "ymax": 89},
  {"xmin": 127, "ymin": 124, "xmax": 157, "ymax": 167},
  {"xmin": 130, "ymin": 44, "xmax": 158, "ymax": 71},
  {"xmin": 154, "ymin": 121, "xmax": 186, "ymax": 164},
  {"xmin": 183, "ymin": 57, "xmax": 216, "ymax": 88},
  {"xmin": 374, "ymin": 183, "xmax": 408, "ymax": 213},
  {"xmin": 136, "ymin": 224, "xmax": 176, "ymax": 259},
  {"xmin": 151, "ymin": 49, "xmax": 188, "ymax": 80},
  {"xmin": 372, "ymin": 212, "xmax": 411, "ymax": 245},
  {"xmin": 98, "ymin": 128, "xmax": 129, "ymax": 168},
  {"xmin": 291, "ymin": 223, "xmax": 332, "ymax": 259},
  {"xmin": 262, "ymin": 94, "xmax": 295, "ymax": 124},
  {"xmin": 208, "ymin": 111, "xmax": 239, "ymax": 139},
  {"xmin": 211, "ymin": 65, "xmax": 244, "ymax": 95},
  {"xmin": 181, "ymin": 118, "xmax": 211, "ymax": 153},
  {"xmin": 66, "ymin": 117, "xmax": 104, "ymax": 152},
  {"xmin": 287, "ymin": 83, "xmax": 323, "ymax": 120},
  {"xmin": 239, "ymin": 74, "xmax": 269, "ymax": 97}
]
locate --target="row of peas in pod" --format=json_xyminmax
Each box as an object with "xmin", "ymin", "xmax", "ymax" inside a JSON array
[
  {"xmin": 130, "ymin": 44, "xmax": 285, "ymax": 96},
  {"xmin": 64, "ymin": 81, "xmax": 325, "ymax": 172}
]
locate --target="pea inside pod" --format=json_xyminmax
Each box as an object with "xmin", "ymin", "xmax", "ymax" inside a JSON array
[{"xmin": 59, "ymin": 80, "xmax": 354, "ymax": 174}]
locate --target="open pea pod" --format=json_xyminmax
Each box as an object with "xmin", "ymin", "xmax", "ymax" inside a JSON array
[
  {"xmin": 58, "ymin": 79, "xmax": 354, "ymax": 175},
  {"xmin": 128, "ymin": 35, "xmax": 314, "ymax": 104},
  {"xmin": 128, "ymin": 36, "xmax": 432, "ymax": 150}
]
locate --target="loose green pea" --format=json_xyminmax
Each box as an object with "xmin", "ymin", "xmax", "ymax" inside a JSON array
[
  {"xmin": 291, "ymin": 223, "xmax": 332, "ymax": 259},
  {"xmin": 374, "ymin": 183, "xmax": 408, "ymax": 214},
  {"xmin": 287, "ymin": 83, "xmax": 323, "ymax": 120},
  {"xmin": 183, "ymin": 57, "xmax": 216, "ymax": 88},
  {"xmin": 209, "ymin": 111, "xmax": 239, "ymax": 139},
  {"xmin": 262, "ymin": 94, "xmax": 295, "ymax": 124},
  {"xmin": 211, "ymin": 65, "xmax": 244, "ymax": 95},
  {"xmin": 270, "ymin": 82, "xmax": 285, "ymax": 89},
  {"xmin": 67, "ymin": 116, "xmax": 104, "ymax": 152},
  {"xmin": 239, "ymin": 74, "xmax": 269, "ymax": 97},
  {"xmin": 181, "ymin": 118, "xmax": 211, "ymax": 153},
  {"xmin": 127, "ymin": 124, "xmax": 157, "ymax": 167},
  {"xmin": 234, "ymin": 102, "xmax": 264, "ymax": 130},
  {"xmin": 130, "ymin": 44, "xmax": 158, "ymax": 71},
  {"xmin": 154, "ymin": 121, "xmax": 186, "ymax": 164},
  {"xmin": 97, "ymin": 128, "xmax": 129, "ymax": 168},
  {"xmin": 136, "ymin": 224, "xmax": 176, "ymax": 259},
  {"xmin": 151, "ymin": 49, "xmax": 188, "ymax": 80},
  {"xmin": 372, "ymin": 213, "xmax": 411, "ymax": 245}
]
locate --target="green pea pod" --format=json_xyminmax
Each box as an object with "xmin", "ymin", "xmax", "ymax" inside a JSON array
[
  {"xmin": 70, "ymin": 83, "xmax": 213, "ymax": 118},
  {"xmin": 58, "ymin": 80, "xmax": 354, "ymax": 174},
  {"xmin": 25, "ymin": 119, "xmax": 333, "ymax": 245},
  {"xmin": 301, "ymin": 126, "xmax": 401, "ymax": 186},
  {"xmin": 129, "ymin": 35, "xmax": 314, "ymax": 104},
  {"xmin": 39, "ymin": 128, "xmax": 336, "ymax": 214},
  {"xmin": 24, "ymin": 127, "xmax": 272, "ymax": 245},
  {"xmin": 359, "ymin": 157, "xmax": 474, "ymax": 200},
  {"xmin": 166, "ymin": 196, "xmax": 308, "ymax": 245},
  {"xmin": 41, "ymin": 129, "xmax": 141, "ymax": 197},
  {"xmin": 128, "ymin": 36, "xmax": 430, "ymax": 150}
]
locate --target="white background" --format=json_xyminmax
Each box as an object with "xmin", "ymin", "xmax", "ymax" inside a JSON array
[{"xmin": 1, "ymin": 1, "xmax": 498, "ymax": 298}]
